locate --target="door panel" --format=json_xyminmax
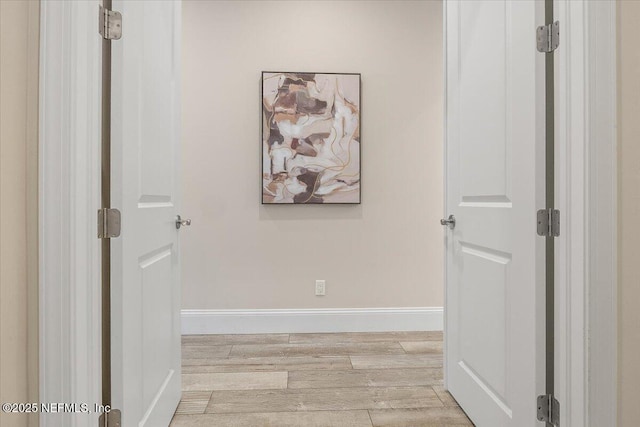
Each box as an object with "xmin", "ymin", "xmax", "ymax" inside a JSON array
[
  {"xmin": 445, "ymin": 1, "xmax": 544, "ymax": 426},
  {"xmin": 110, "ymin": 1, "xmax": 182, "ymax": 426},
  {"xmin": 459, "ymin": 1, "xmax": 508, "ymax": 199}
]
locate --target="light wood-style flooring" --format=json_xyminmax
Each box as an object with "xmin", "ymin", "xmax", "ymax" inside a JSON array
[{"xmin": 170, "ymin": 332, "xmax": 474, "ymax": 427}]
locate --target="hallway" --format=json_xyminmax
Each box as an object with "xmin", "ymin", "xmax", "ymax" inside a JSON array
[{"xmin": 170, "ymin": 332, "xmax": 473, "ymax": 426}]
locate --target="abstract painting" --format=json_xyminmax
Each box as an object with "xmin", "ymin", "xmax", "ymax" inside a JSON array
[{"xmin": 262, "ymin": 72, "xmax": 361, "ymax": 204}]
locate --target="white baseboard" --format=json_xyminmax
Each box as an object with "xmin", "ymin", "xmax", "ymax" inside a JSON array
[{"xmin": 181, "ymin": 307, "xmax": 443, "ymax": 335}]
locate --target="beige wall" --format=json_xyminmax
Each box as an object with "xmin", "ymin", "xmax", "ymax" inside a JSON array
[
  {"xmin": 181, "ymin": 0, "xmax": 443, "ymax": 310},
  {"xmin": 618, "ymin": 1, "xmax": 640, "ymax": 425},
  {"xmin": 0, "ymin": 1, "xmax": 39, "ymax": 427}
]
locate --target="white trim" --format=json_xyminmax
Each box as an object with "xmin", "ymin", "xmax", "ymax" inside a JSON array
[
  {"xmin": 39, "ymin": 1, "xmax": 102, "ymax": 426},
  {"xmin": 442, "ymin": 0, "xmax": 449, "ymax": 391},
  {"xmin": 555, "ymin": 1, "xmax": 617, "ymax": 426},
  {"xmin": 181, "ymin": 307, "xmax": 443, "ymax": 335},
  {"xmin": 555, "ymin": 2, "xmax": 586, "ymax": 425},
  {"xmin": 584, "ymin": 1, "xmax": 617, "ymax": 424}
]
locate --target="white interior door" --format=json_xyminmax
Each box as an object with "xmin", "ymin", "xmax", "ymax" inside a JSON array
[
  {"xmin": 110, "ymin": 1, "xmax": 182, "ymax": 426},
  {"xmin": 444, "ymin": 1, "xmax": 545, "ymax": 426}
]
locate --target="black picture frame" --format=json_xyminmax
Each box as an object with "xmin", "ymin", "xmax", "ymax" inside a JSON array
[{"xmin": 261, "ymin": 71, "xmax": 362, "ymax": 205}]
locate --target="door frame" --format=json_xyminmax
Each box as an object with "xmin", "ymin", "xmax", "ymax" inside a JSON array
[
  {"xmin": 553, "ymin": 1, "xmax": 618, "ymax": 425},
  {"xmin": 38, "ymin": 1, "xmax": 617, "ymax": 426},
  {"xmin": 38, "ymin": 1, "xmax": 103, "ymax": 426}
]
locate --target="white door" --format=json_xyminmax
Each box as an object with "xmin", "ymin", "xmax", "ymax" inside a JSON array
[
  {"xmin": 444, "ymin": 1, "xmax": 545, "ymax": 426},
  {"xmin": 110, "ymin": 1, "xmax": 182, "ymax": 426}
]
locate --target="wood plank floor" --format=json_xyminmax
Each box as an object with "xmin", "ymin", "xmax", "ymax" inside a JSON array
[{"xmin": 171, "ymin": 332, "xmax": 474, "ymax": 427}]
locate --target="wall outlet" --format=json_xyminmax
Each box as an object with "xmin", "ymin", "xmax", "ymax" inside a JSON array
[{"xmin": 315, "ymin": 280, "xmax": 326, "ymax": 296}]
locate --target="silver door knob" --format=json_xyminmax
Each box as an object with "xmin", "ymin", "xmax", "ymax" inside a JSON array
[
  {"xmin": 176, "ymin": 215, "xmax": 191, "ymax": 229},
  {"xmin": 440, "ymin": 214, "xmax": 456, "ymax": 230}
]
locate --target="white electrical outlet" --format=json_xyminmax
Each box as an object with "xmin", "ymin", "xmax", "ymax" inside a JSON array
[{"xmin": 315, "ymin": 280, "xmax": 326, "ymax": 296}]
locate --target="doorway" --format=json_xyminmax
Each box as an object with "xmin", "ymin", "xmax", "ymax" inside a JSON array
[
  {"xmin": 176, "ymin": 1, "xmax": 541, "ymax": 426},
  {"xmin": 35, "ymin": 0, "xmax": 620, "ymax": 427},
  {"xmin": 176, "ymin": 2, "xmax": 450, "ymax": 424}
]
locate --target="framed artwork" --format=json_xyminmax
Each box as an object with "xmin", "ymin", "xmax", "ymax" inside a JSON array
[{"xmin": 261, "ymin": 72, "xmax": 361, "ymax": 204}]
